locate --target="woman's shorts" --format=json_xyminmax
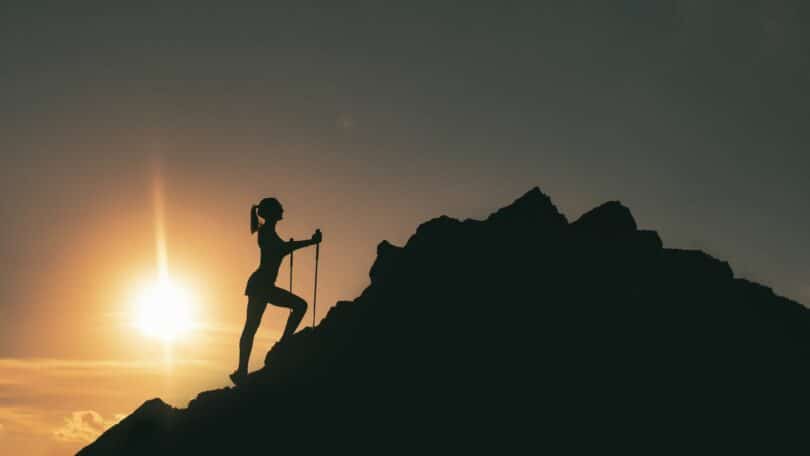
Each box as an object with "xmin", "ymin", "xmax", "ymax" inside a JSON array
[{"xmin": 244, "ymin": 269, "xmax": 278, "ymax": 300}]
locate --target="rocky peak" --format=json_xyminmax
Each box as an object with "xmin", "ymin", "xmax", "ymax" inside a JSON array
[{"xmin": 79, "ymin": 187, "xmax": 810, "ymax": 455}]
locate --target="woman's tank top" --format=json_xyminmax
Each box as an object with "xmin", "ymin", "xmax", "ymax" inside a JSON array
[{"xmin": 258, "ymin": 226, "xmax": 285, "ymax": 278}]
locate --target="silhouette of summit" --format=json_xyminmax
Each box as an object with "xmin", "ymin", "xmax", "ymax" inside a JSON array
[{"xmin": 79, "ymin": 188, "xmax": 810, "ymax": 454}]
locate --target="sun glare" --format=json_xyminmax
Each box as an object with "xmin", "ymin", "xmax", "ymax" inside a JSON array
[{"xmin": 135, "ymin": 279, "xmax": 193, "ymax": 342}]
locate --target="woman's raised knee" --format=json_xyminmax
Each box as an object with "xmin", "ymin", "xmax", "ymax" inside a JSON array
[{"xmin": 294, "ymin": 297, "xmax": 308, "ymax": 314}]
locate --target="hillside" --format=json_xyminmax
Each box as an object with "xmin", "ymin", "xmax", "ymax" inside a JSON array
[{"xmin": 79, "ymin": 187, "xmax": 810, "ymax": 454}]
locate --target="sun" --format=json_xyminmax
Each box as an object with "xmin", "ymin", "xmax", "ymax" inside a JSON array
[{"xmin": 134, "ymin": 278, "xmax": 194, "ymax": 342}]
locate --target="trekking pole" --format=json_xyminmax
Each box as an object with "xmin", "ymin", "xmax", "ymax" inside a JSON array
[
  {"xmin": 289, "ymin": 238, "xmax": 294, "ymax": 314},
  {"xmin": 313, "ymin": 230, "xmax": 320, "ymax": 328},
  {"xmin": 290, "ymin": 238, "xmax": 293, "ymax": 293}
]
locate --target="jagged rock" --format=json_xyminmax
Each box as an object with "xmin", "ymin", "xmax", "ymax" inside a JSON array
[
  {"xmin": 572, "ymin": 200, "xmax": 637, "ymax": 236},
  {"xmin": 79, "ymin": 399, "xmax": 177, "ymax": 455},
  {"xmin": 486, "ymin": 186, "xmax": 567, "ymax": 225},
  {"xmin": 368, "ymin": 240, "xmax": 404, "ymax": 285},
  {"xmin": 79, "ymin": 187, "xmax": 810, "ymax": 455},
  {"xmin": 636, "ymin": 229, "xmax": 663, "ymax": 251},
  {"xmin": 662, "ymin": 248, "xmax": 734, "ymax": 282}
]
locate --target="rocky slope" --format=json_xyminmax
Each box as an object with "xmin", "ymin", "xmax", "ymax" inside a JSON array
[{"xmin": 79, "ymin": 188, "xmax": 810, "ymax": 454}]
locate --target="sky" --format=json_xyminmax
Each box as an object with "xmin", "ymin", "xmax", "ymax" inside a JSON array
[{"xmin": 1, "ymin": 2, "xmax": 809, "ymax": 454}]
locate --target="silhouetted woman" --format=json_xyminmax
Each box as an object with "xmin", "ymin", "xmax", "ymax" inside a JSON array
[{"xmin": 231, "ymin": 197, "xmax": 321, "ymax": 385}]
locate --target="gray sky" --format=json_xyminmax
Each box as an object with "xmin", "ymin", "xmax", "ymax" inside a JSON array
[{"xmin": 1, "ymin": 1, "xmax": 809, "ymax": 357}]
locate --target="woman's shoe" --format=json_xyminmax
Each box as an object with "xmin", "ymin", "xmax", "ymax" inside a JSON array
[{"xmin": 229, "ymin": 370, "xmax": 247, "ymax": 386}]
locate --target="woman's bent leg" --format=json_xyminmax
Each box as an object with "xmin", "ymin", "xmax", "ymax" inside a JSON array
[
  {"xmin": 267, "ymin": 287, "xmax": 308, "ymax": 341},
  {"xmin": 237, "ymin": 297, "xmax": 268, "ymax": 374}
]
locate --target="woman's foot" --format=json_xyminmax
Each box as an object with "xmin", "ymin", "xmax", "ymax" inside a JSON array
[{"xmin": 229, "ymin": 369, "xmax": 247, "ymax": 386}]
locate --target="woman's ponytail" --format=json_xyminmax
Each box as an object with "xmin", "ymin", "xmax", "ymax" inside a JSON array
[{"xmin": 250, "ymin": 204, "xmax": 260, "ymax": 234}]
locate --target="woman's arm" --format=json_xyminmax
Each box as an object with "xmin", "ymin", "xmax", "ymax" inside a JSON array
[
  {"xmin": 285, "ymin": 239, "xmax": 315, "ymax": 253},
  {"xmin": 283, "ymin": 229, "xmax": 322, "ymax": 254}
]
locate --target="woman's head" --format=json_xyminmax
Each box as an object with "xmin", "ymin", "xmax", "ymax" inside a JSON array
[{"xmin": 250, "ymin": 197, "xmax": 283, "ymax": 233}]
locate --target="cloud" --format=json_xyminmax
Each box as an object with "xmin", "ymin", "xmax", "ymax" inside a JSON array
[
  {"xmin": 0, "ymin": 356, "xmax": 227, "ymax": 454},
  {"xmin": 0, "ymin": 407, "xmax": 44, "ymax": 433},
  {"xmin": 0, "ymin": 358, "xmax": 214, "ymax": 371},
  {"xmin": 52, "ymin": 410, "xmax": 123, "ymax": 443}
]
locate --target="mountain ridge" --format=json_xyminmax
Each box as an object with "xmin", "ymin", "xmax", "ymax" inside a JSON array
[{"xmin": 79, "ymin": 187, "xmax": 810, "ymax": 454}]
